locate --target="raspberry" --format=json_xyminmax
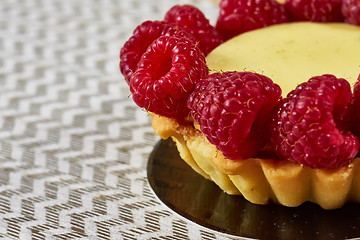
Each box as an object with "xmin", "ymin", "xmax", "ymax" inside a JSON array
[
  {"xmin": 187, "ymin": 71, "xmax": 282, "ymax": 160},
  {"xmin": 130, "ymin": 34, "xmax": 208, "ymax": 120},
  {"xmin": 342, "ymin": 0, "xmax": 360, "ymax": 25},
  {"xmin": 285, "ymin": 0, "xmax": 343, "ymax": 22},
  {"xmin": 164, "ymin": 4, "xmax": 223, "ymax": 55},
  {"xmin": 270, "ymin": 74, "xmax": 359, "ymax": 169},
  {"xmin": 347, "ymin": 75, "xmax": 360, "ymax": 137},
  {"xmin": 119, "ymin": 20, "xmax": 195, "ymax": 84},
  {"xmin": 215, "ymin": 0, "xmax": 288, "ymax": 40}
]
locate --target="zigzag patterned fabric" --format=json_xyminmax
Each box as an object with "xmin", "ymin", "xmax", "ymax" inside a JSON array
[{"xmin": 0, "ymin": 0, "xmax": 236, "ymax": 239}]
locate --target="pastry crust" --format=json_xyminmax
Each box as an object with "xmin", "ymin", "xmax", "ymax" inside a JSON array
[{"xmin": 151, "ymin": 113, "xmax": 360, "ymax": 209}]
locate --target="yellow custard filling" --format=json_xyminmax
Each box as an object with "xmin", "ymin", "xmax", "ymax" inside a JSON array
[{"xmin": 206, "ymin": 22, "xmax": 360, "ymax": 96}]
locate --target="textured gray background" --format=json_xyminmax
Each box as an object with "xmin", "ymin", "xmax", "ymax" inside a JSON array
[{"xmin": 0, "ymin": 0, "xmax": 243, "ymax": 239}]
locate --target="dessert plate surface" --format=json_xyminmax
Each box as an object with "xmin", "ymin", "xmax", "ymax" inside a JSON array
[{"xmin": 147, "ymin": 139, "xmax": 360, "ymax": 240}]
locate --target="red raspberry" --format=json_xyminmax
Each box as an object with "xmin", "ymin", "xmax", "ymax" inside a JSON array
[
  {"xmin": 347, "ymin": 75, "xmax": 360, "ymax": 137},
  {"xmin": 164, "ymin": 4, "xmax": 224, "ymax": 55},
  {"xmin": 342, "ymin": 0, "xmax": 360, "ymax": 25},
  {"xmin": 119, "ymin": 20, "xmax": 195, "ymax": 84},
  {"xmin": 285, "ymin": 0, "xmax": 343, "ymax": 22},
  {"xmin": 270, "ymin": 74, "xmax": 359, "ymax": 169},
  {"xmin": 215, "ymin": 0, "xmax": 288, "ymax": 40},
  {"xmin": 187, "ymin": 71, "xmax": 282, "ymax": 160},
  {"xmin": 130, "ymin": 34, "xmax": 208, "ymax": 121}
]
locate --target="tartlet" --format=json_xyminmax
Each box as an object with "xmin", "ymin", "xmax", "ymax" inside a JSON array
[
  {"xmin": 151, "ymin": 22, "xmax": 360, "ymax": 209},
  {"xmin": 120, "ymin": 2, "xmax": 360, "ymax": 209}
]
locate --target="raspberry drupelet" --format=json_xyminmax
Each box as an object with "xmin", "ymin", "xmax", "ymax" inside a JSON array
[
  {"xmin": 187, "ymin": 71, "xmax": 282, "ymax": 160},
  {"xmin": 342, "ymin": 0, "xmax": 360, "ymax": 25},
  {"xmin": 270, "ymin": 74, "xmax": 359, "ymax": 169}
]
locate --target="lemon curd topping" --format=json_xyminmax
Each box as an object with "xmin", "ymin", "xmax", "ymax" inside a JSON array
[{"xmin": 206, "ymin": 22, "xmax": 360, "ymax": 96}]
